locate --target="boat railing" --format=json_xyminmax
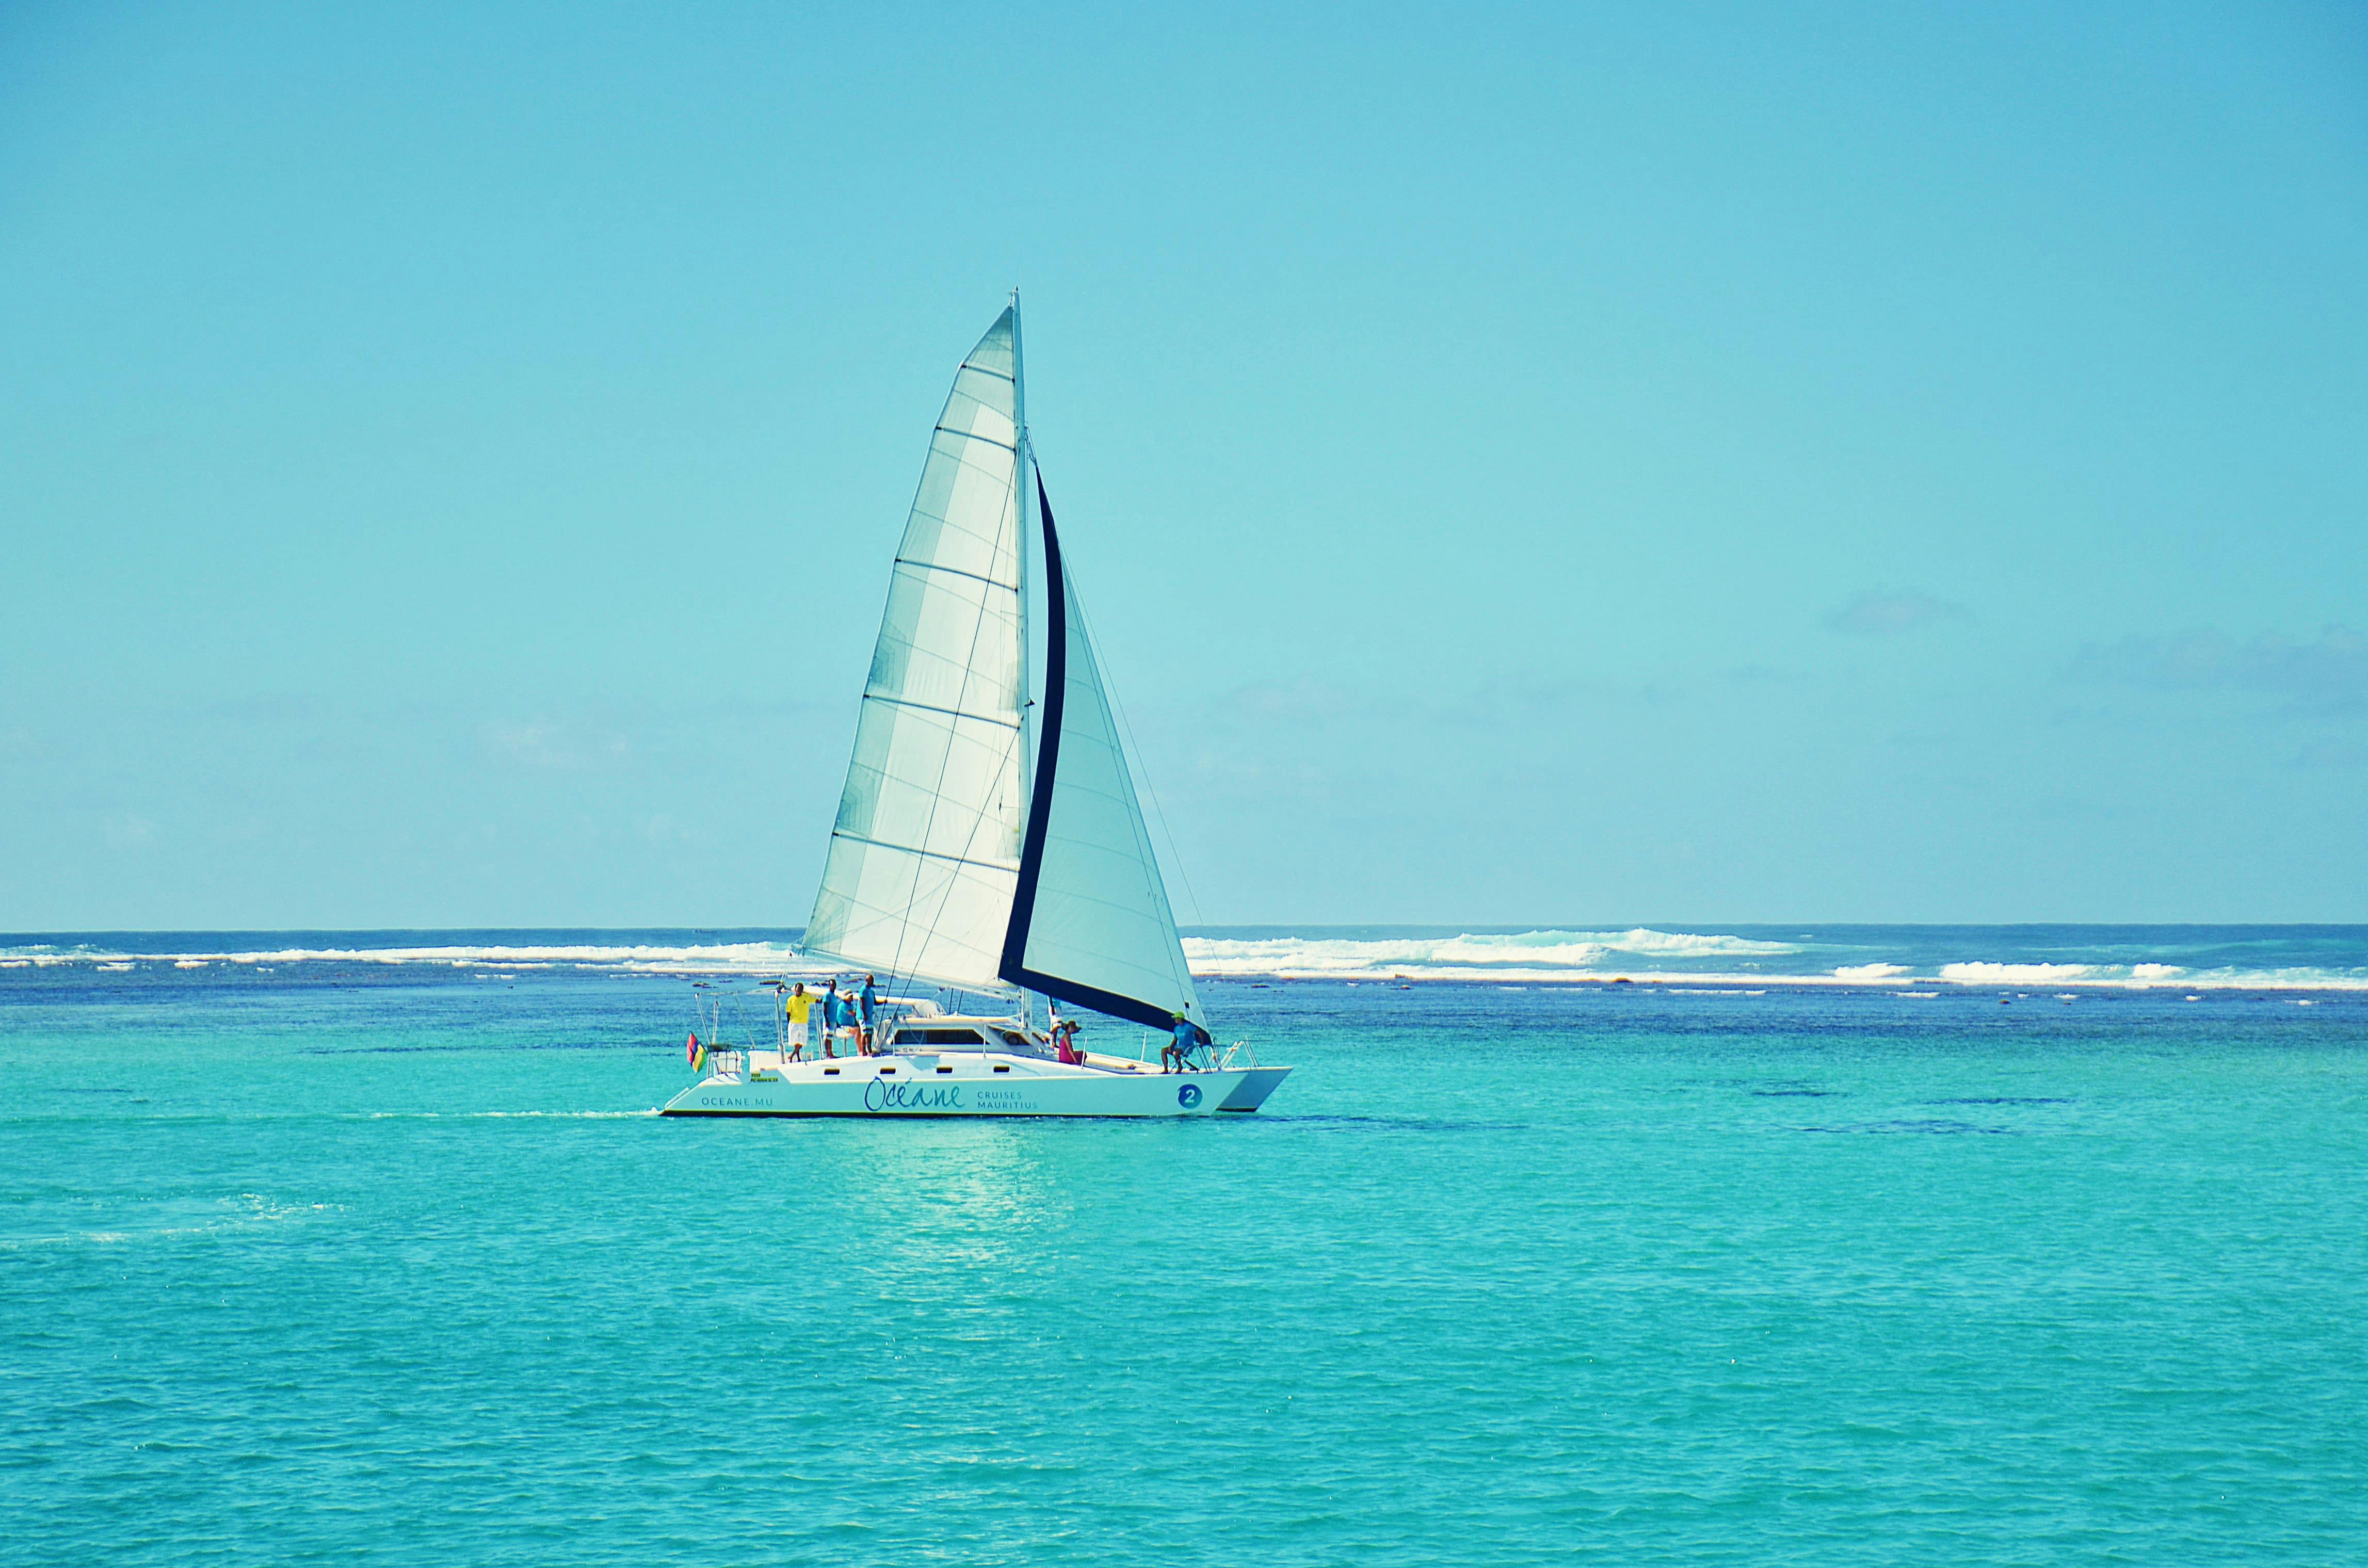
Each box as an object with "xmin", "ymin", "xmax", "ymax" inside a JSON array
[{"xmin": 1130, "ymin": 1031, "xmax": 1255, "ymax": 1071}]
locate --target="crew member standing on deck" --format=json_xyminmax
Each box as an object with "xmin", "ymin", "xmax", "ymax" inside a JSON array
[
  {"xmin": 785, "ymin": 983, "xmax": 814, "ymax": 1061},
  {"xmin": 859, "ymin": 974, "xmax": 880, "ymax": 1053},
  {"xmin": 819, "ymin": 979, "xmax": 842, "ymax": 1058},
  {"xmin": 831, "ymin": 982, "xmax": 858, "ymax": 1056}
]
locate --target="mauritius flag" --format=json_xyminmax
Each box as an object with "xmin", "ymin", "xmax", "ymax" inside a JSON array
[{"xmin": 686, "ymin": 1032, "xmax": 702, "ymax": 1071}]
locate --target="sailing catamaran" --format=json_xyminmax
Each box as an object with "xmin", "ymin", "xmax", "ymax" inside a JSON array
[{"xmin": 663, "ymin": 300, "xmax": 1290, "ymax": 1118}]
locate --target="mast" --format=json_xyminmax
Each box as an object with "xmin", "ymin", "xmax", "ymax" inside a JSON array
[{"xmin": 1011, "ymin": 288, "xmax": 1032, "ymax": 1026}]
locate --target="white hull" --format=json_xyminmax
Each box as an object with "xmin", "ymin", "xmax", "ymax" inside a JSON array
[{"xmin": 662, "ymin": 1050, "xmax": 1291, "ymax": 1119}]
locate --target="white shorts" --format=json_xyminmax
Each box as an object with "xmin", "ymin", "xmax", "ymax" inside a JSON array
[{"xmin": 788, "ymin": 1021, "xmax": 809, "ymax": 1047}]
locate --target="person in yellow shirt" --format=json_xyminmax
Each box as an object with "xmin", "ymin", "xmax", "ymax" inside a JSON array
[{"xmin": 784, "ymin": 982, "xmax": 815, "ymax": 1061}]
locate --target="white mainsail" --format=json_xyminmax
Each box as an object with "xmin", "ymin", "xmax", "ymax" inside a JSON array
[
  {"xmin": 1000, "ymin": 477, "xmax": 1205, "ymax": 1030},
  {"xmin": 804, "ymin": 308, "xmax": 1029, "ymax": 990}
]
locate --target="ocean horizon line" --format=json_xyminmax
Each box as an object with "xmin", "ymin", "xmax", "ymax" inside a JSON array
[{"xmin": 9, "ymin": 923, "xmax": 2366, "ymax": 993}]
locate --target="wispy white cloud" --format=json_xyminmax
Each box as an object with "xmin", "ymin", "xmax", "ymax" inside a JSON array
[
  {"xmin": 476, "ymin": 720, "xmax": 631, "ymax": 770},
  {"xmin": 2067, "ymin": 626, "xmax": 2367, "ymax": 714},
  {"xmin": 639, "ymin": 813, "xmax": 702, "ymax": 844},
  {"xmin": 1221, "ymin": 679, "xmax": 1354, "ymax": 725},
  {"xmin": 103, "ymin": 813, "xmax": 158, "ymax": 849},
  {"xmin": 1824, "ymin": 589, "xmax": 1970, "ymax": 636},
  {"xmin": 2294, "ymin": 738, "xmax": 2368, "ymax": 770}
]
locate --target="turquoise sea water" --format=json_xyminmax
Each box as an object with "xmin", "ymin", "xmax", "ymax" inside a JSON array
[{"xmin": 5, "ymin": 927, "xmax": 2366, "ymax": 1564}]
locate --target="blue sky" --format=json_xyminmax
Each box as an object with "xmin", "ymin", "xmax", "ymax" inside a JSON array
[{"xmin": 3, "ymin": 1, "xmax": 2364, "ymax": 928}]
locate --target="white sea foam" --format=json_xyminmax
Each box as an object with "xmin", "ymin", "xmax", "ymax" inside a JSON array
[
  {"xmin": 1181, "ymin": 927, "xmax": 1794, "ymax": 983},
  {"xmin": 0, "ymin": 941, "xmax": 816, "ymax": 976},
  {"xmin": 4, "ymin": 932, "xmax": 2364, "ymax": 992},
  {"xmin": 0, "ymin": 1193, "xmax": 339, "ymax": 1253},
  {"xmin": 1181, "ymin": 932, "xmax": 2368, "ymax": 991},
  {"xmin": 1940, "ymin": 962, "xmax": 2099, "ymax": 984}
]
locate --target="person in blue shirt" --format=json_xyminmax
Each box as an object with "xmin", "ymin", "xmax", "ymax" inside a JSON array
[
  {"xmin": 859, "ymin": 974, "xmax": 880, "ymax": 1053},
  {"xmin": 819, "ymin": 979, "xmax": 843, "ymax": 1058},
  {"xmin": 838, "ymin": 990, "xmax": 866, "ymax": 1061},
  {"xmin": 1162, "ymin": 1012, "xmax": 1205, "ymax": 1073}
]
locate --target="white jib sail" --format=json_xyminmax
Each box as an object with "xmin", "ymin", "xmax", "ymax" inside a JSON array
[
  {"xmin": 1006, "ymin": 529, "xmax": 1205, "ymax": 1029},
  {"xmin": 805, "ymin": 308, "xmax": 1028, "ymax": 990}
]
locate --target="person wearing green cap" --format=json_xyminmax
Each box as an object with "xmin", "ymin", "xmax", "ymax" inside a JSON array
[{"xmin": 1163, "ymin": 1011, "xmax": 1203, "ymax": 1073}]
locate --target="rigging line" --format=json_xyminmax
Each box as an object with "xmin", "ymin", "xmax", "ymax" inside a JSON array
[
  {"xmin": 825, "ymin": 831, "xmax": 1022, "ymax": 873},
  {"xmin": 890, "ymin": 558, "xmax": 1022, "ymax": 593},
  {"xmin": 1067, "ymin": 560, "xmax": 1208, "ymax": 935},
  {"xmin": 863, "ymin": 693, "xmax": 1023, "ymax": 730},
  {"xmin": 932, "ymin": 424, "xmax": 1018, "ymax": 453}
]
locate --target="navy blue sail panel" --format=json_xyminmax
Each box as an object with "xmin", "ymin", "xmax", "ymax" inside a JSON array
[{"xmin": 999, "ymin": 474, "xmax": 1206, "ymax": 1031}]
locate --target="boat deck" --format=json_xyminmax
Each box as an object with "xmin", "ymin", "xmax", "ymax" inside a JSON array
[{"xmin": 664, "ymin": 1042, "xmax": 1290, "ymax": 1118}]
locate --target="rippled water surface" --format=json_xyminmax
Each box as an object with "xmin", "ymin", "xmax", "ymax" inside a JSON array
[{"xmin": 6, "ymin": 943, "xmax": 2366, "ymax": 1564}]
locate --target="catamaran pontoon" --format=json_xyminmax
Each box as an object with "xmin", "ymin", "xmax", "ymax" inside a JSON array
[{"xmin": 664, "ymin": 300, "xmax": 1290, "ymax": 1118}]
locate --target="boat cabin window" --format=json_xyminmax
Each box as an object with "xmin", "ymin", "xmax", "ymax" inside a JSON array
[{"xmin": 895, "ymin": 1028, "xmax": 987, "ymax": 1048}]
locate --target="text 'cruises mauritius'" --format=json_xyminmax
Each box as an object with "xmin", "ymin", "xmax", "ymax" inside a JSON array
[{"xmin": 663, "ymin": 300, "xmax": 1291, "ymax": 1119}]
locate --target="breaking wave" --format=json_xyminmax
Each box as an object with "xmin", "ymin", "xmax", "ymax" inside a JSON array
[
  {"xmin": 1182, "ymin": 928, "xmax": 1795, "ymax": 983},
  {"xmin": 1178, "ymin": 931, "xmax": 2368, "ymax": 990},
  {"xmin": 1939, "ymin": 962, "xmax": 2102, "ymax": 984},
  {"xmin": 1835, "ymin": 963, "xmax": 1911, "ymax": 981},
  {"xmin": 0, "ymin": 940, "xmax": 813, "ymax": 976},
  {"xmin": 6, "ymin": 929, "xmax": 2365, "ymax": 992}
]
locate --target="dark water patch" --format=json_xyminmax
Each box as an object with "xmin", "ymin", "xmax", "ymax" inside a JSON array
[
  {"xmin": 1798, "ymin": 1119, "xmax": 2019, "ymax": 1136},
  {"xmin": 1751, "ymin": 1087, "xmax": 1839, "ymax": 1097},
  {"xmin": 1265, "ymin": 1113, "xmax": 1528, "ymax": 1134},
  {"xmin": 1926, "ymin": 1095, "xmax": 2072, "ymax": 1106},
  {"xmin": 298, "ymin": 1039, "xmax": 642, "ymax": 1057}
]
